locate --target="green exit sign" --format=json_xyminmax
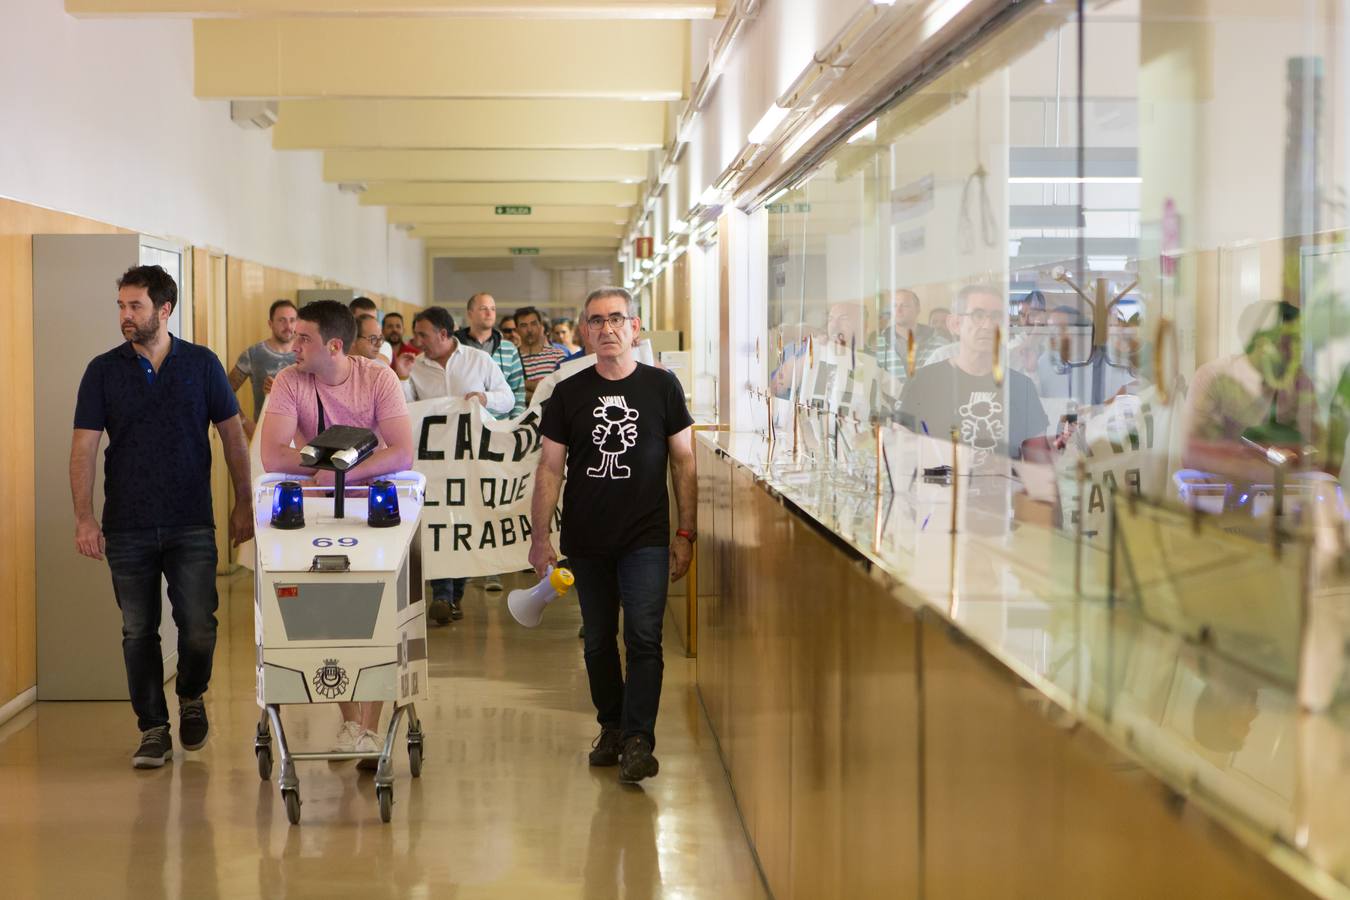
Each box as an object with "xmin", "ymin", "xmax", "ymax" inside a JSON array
[
  {"xmin": 509, "ymin": 247, "xmax": 540, "ymax": 256},
  {"xmin": 495, "ymin": 205, "xmax": 532, "ymax": 215}
]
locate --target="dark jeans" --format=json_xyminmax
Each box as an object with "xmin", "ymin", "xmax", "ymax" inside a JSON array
[
  {"xmin": 105, "ymin": 526, "xmax": 219, "ymax": 732},
  {"xmin": 429, "ymin": 577, "xmax": 467, "ymax": 601},
  {"xmin": 570, "ymin": 545, "xmax": 669, "ymax": 747}
]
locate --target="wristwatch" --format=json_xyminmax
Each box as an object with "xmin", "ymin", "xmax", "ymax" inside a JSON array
[{"xmin": 676, "ymin": 529, "xmax": 697, "ymax": 544}]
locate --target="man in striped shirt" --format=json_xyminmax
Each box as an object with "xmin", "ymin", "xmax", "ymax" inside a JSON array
[
  {"xmin": 455, "ymin": 293, "xmax": 526, "ymax": 417},
  {"xmin": 515, "ymin": 306, "xmax": 568, "ymax": 403}
]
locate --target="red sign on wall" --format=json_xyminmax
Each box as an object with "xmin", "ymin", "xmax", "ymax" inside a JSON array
[{"xmin": 635, "ymin": 237, "xmax": 654, "ymax": 260}]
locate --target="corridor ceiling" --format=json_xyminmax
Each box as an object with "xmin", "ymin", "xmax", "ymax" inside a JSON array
[{"xmin": 68, "ymin": 0, "xmax": 726, "ymax": 259}]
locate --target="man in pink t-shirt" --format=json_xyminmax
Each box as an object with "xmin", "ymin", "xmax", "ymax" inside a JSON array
[{"xmin": 260, "ymin": 300, "xmax": 414, "ymax": 762}]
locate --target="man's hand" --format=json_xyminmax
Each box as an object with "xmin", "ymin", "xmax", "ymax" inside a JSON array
[
  {"xmin": 75, "ymin": 515, "xmax": 105, "ymax": 561},
  {"xmin": 464, "ymin": 392, "xmax": 487, "ymax": 406},
  {"xmin": 393, "ymin": 353, "xmax": 416, "ymax": 380},
  {"xmin": 313, "ymin": 469, "xmax": 336, "ymax": 487},
  {"xmin": 263, "ymin": 375, "xmax": 276, "ymax": 395},
  {"xmin": 669, "ymin": 535, "xmax": 693, "ymax": 582},
  {"xmin": 229, "ymin": 501, "xmax": 254, "ymax": 546},
  {"xmin": 528, "ymin": 539, "xmax": 557, "ymax": 580}
]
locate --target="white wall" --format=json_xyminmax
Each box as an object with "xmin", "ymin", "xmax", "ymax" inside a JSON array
[{"xmin": 0, "ymin": 0, "xmax": 425, "ymax": 303}]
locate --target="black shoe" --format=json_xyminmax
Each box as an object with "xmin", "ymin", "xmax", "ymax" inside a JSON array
[
  {"xmin": 450, "ymin": 597, "xmax": 463, "ymax": 621},
  {"xmin": 179, "ymin": 697, "xmax": 209, "ymax": 751},
  {"xmin": 132, "ymin": 726, "xmax": 173, "ymax": 769},
  {"xmin": 429, "ymin": 597, "xmax": 452, "ymax": 625},
  {"xmin": 619, "ymin": 735, "xmax": 659, "ymax": 784},
  {"xmin": 588, "ymin": 728, "xmax": 623, "ymax": 767}
]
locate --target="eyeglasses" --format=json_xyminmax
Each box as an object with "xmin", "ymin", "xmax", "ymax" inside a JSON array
[
  {"xmin": 586, "ymin": 313, "xmax": 632, "ymax": 331},
  {"xmin": 960, "ymin": 309, "xmax": 1003, "ymax": 326},
  {"xmin": 363, "ymin": 334, "xmax": 384, "ymax": 346},
  {"xmin": 500, "ymin": 327, "xmax": 517, "ymax": 335}
]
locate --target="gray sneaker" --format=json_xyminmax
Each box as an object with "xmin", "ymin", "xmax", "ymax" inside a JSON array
[
  {"xmin": 179, "ymin": 697, "xmax": 209, "ymax": 751},
  {"xmin": 484, "ymin": 574, "xmax": 504, "ymax": 592},
  {"xmin": 132, "ymin": 726, "xmax": 173, "ymax": 769}
]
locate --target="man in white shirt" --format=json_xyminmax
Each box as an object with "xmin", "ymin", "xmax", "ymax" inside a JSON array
[
  {"xmin": 393, "ymin": 307, "xmax": 514, "ymax": 413},
  {"xmin": 393, "ymin": 305, "xmax": 513, "ymax": 622}
]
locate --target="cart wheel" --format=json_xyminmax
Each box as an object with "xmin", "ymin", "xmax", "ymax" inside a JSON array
[
  {"xmin": 377, "ymin": 786, "xmax": 393, "ymax": 823},
  {"xmin": 407, "ymin": 742, "xmax": 423, "ymax": 778},
  {"xmin": 283, "ymin": 789, "xmax": 301, "ymax": 825},
  {"xmin": 257, "ymin": 747, "xmax": 273, "ymax": 781}
]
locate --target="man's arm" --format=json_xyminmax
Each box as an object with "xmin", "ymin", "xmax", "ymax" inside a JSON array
[
  {"xmin": 215, "ymin": 414, "xmax": 255, "ymax": 546},
  {"xmin": 341, "ymin": 414, "xmax": 415, "ymax": 483},
  {"xmin": 70, "ymin": 428, "xmax": 105, "ymax": 560},
  {"xmin": 501, "ymin": 347, "xmax": 526, "ymax": 416},
  {"xmin": 482, "ymin": 356, "xmax": 516, "ymax": 417},
  {"xmin": 667, "ymin": 426, "xmax": 697, "ymax": 581},
  {"xmin": 228, "ymin": 365, "xmax": 249, "ymax": 393},
  {"xmin": 528, "ymin": 437, "xmax": 566, "ymax": 577},
  {"xmin": 259, "ymin": 411, "xmax": 310, "ymax": 476}
]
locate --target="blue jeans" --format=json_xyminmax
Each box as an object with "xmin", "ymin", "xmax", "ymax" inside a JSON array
[
  {"xmin": 104, "ymin": 526, "xmax": 219, "ymax": 732},
  {"xmin": 569, "ymin": 545, "xmax": 669, "ymax": 747},
  {"xmin": 429, "ymin": 577, "xmax": 467, "ymax": 601}
]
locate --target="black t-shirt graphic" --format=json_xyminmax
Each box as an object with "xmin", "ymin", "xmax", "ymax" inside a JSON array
[
  {"xmin": 540, "ymin": 364, "xmax": 694, "ymax": 558},
  {"xmin": 898, "ymin": 359, "xmax": 1049, "ymax": 467}
]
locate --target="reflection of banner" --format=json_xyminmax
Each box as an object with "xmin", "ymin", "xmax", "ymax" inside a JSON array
[{"xmin": 410, "ymin": 398, "xmax": 561, "ymax": 579}]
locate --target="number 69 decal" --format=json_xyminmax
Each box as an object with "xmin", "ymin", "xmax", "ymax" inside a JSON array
[{"xmin": 312, "ymin": 537, "xmax": 359, "ymax": 548}]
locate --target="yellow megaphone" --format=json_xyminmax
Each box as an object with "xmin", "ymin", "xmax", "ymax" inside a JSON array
[{"xmin": 507, "ymin": 566, "xmax": 575, "ymax": 628}]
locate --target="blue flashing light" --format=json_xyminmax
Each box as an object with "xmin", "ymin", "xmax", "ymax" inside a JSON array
[
  {"xmin": 367, "ymin": 479, "xmax": 401, "ymax": 528},
  {"xmin": 271, "ymin": 481, "xmax": 305, "ymax": 530}
]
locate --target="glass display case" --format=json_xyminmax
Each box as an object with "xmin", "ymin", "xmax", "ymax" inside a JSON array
[{"xmin": 706, "ymin": 0, "xmax": 1350, "ymax": 890}]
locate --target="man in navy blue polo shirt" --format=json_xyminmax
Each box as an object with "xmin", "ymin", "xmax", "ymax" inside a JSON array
[{"xmin": 70, "ymin": 265, "xmax": 253, "ymax": 770}]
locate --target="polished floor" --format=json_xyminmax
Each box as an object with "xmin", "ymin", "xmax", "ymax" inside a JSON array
[{"xmin": 0, "ymin": 571, "xmax": 769, "ymax": 900}]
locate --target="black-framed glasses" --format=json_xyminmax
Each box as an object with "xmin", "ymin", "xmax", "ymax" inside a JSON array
[
  {"xmin": 500, "ymin": 326, "xmax": 517, "ymax": 335},
  {"xmin": 586, "ymin": 313, "xmax": 632, "ymax": 330},
  {"xmin": 363, "ymin": 334, "xmax": 384, "ymax": 346}
]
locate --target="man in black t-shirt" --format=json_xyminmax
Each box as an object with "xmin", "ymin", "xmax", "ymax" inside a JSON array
[
  {"xmin": 531, "ymin": 287, "xmax": 696, "ymax": 785},
  {"xmin": 899, "ymin": 284, "xmax": 1049, "ymax": 469}
]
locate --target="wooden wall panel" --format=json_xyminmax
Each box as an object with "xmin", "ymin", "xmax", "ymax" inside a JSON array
[
  {"xmin": 0, "ymin": 199, "xmax": 128, "ymax": 713},
  {"xmin": 0, "ymin": 196, "xmax": 420, "ymax": 717}
]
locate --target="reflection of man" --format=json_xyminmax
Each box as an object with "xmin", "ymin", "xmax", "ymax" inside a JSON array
[
  {"xmin": 529, "ymin": 287, "xmax": 696, "ymax": 785},
  {"xmin": 261, "ymin": 300, "xmax": 413, "ymax": 762},
  {"xmin": 797, "ymin": 302, "xmax": 885, "ymax": 422},
  {"xmin": 72, "ymin": 265, "xmax": 254, "ymax": 769},
  {"xmin": 350, "ymin": 296, "xmax": 394, "ymax": 364},
  {"xmin": 899, "ymin": 285, "xmax": 1049, "ymax": 467},
  {"xmin": 1182, "ymin": 301, "xmax": 1324, "ymax": 495},
  {"xmin": 869, "ymin": 289, "xmax": 937, "ymax": 382},
  {"xmin": 228, "ymin": 299, "xmax": 297, "ymax": 439}
]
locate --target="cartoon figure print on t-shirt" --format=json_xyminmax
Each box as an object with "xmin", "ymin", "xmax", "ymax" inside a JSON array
[
  {"xmin": 959, "ymin": 390, "xmax": 1005, "ymax": 467},
  {"xmin": 588, "ymin": 395, "xmax": 640, "ymax": 479}
]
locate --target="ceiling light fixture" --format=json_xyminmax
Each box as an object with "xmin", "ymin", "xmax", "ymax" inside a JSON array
[{"xmin": 748, "ymin": 103, "xmax": 792, "ymax": 145}]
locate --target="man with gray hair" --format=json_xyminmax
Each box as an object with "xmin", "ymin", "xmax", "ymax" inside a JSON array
[
  {"xmin": 899, "ymin": 284, "xmax": 1049, "ymax": 469},
  {"xmin": 529, "ymin": 287, "xmax": 696, "ymax": 784}
]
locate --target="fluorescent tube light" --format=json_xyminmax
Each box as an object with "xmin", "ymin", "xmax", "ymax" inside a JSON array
[{"xmin": 748, "ymin": 103, "xmax": 792, "ymax": 145}]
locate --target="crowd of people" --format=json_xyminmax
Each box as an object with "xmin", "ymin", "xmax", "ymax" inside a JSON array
[{"xmin": 72, "ymin": 271, "xmax": 694, "ymax": 787}]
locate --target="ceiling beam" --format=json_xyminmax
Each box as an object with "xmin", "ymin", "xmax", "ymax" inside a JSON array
[
  {"xmin": 324, "ymin": 149, "xmax": 649, "ymax": 183},
  {"xmin": 358, "ymin": 182, "xmax": 640, "ymax": 207},
  {"xmin": 194, "ymin": 18, "xmax": 688, "ymax": 99},
  {"xmin": 409, "ymin": 224, "xmax": 625, "ymax": 239},
  {"xmin": 387, "ymin": 206, "xmax": 630, "ymax": 225},
  {"xmin": 71, "ymin": 0, "xmax": 720, "ymax": 17},
  {"xmin": 272, "ymin": 99, "xmax": 667, "ymax": 150}
]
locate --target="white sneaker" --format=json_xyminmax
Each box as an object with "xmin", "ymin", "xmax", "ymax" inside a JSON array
[
  {"xmin": 334, "ymin": 720, "xmax": 363, "ymax": 753},
  {"xmin": 355, "ymin": 729, "xmax": 381, "ymax": 771},
  {"xmin": 484, "ymin": 574, "xmax": 503, "ymax": 592}
]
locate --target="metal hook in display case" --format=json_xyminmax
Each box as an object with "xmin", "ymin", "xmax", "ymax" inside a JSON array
[
  {"xmin": 992, "ymin": 324, "xmax": 1004, "ymax": 386},
  {"xmin": 1154, "ymin": 316, "xmax": 1175, "ymax": 405},
  {"xmin": 1051, "ymin": 267, "xmax": 1138, "ymax": 364}
]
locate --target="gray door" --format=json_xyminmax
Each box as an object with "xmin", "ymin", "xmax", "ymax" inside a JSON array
[{"xmin": 34, "ymin": 234, "xmax": 181, "ymax": 700}]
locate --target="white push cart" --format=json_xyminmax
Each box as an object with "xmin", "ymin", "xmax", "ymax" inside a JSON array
[{"xmin": 251, "ymin": 462, "xmax": 428, "ymax": 825}]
